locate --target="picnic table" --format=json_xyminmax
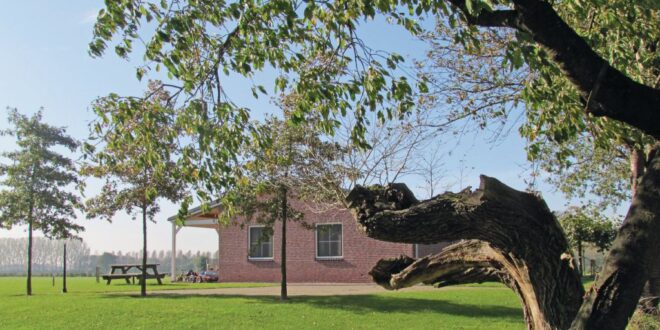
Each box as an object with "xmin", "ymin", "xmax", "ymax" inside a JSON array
[{"xmin": 102, "ymin": 264, "xmax": 167, "ymax": 285}]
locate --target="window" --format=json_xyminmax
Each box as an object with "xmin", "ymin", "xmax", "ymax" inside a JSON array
[
  {"xmin": 248, "ymin": 226, "xmax": 273, "ymax": 260},
  {"xmin": 316, "ymin": 224, "xmax": 342, "ymax": 258}
]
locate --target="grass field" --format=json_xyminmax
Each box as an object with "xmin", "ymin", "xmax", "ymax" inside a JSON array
[{"xmin": 0, "ymin": 277, "xmax": 525, "ymax": 329}]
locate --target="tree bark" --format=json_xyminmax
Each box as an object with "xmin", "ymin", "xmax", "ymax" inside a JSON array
[
  {"xmin": 571, "ymin": 143, "xmax": 660, "ymax": 329},
  {"xmin": 630, "ymin": 148, "xmax": 646, "ymax": 199},
  {"xmin": 280, "ymin": 185, "xmax": 288, "ymax": 301},
  {"xmin": 141, "ymin": 204, "xmax": 147, "ymax": 297},
  {"xmin": 347, "ymin": 177, "xmax": 584, "ymax": 329}
]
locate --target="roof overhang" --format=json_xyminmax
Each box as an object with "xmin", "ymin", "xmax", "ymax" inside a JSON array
[{"xmin": 167, "ymin": 200, "xmax": 222, "ymax": 229}]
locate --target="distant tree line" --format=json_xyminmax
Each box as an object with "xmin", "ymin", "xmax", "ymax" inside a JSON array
[
  {"xmin": 0, "ymin": 237, "xmax": 214, "ymax": 276},
  {"xmin": 0, "ymin": 238, "xmax": 91, "ymax": 275}
]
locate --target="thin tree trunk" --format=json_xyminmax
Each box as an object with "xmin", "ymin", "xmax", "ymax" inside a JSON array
[
  {"xmin": 26, "ymin": 163, "xmax": 37, "ymax": 296},
  {"xmin": 27, "ymin": 212, "xmax": 33, "ymax": 296},
  {"xmin": 577, "ymin": 241, "xmax": 583, "ymax": 276},
  {"xmin": 62, "ymin": 242, "xmax": 67, "ymax": 293},
  {"xmin": 141, "ymin": 204, "xmax": 147, "ymax": 297},
  {"xmin": 280, "ymin": 185, "xmax": 288, "ymax": 301}
]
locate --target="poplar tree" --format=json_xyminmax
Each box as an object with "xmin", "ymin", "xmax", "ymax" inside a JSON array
[{"xmin": 0, "ymin": 108, "xmax": 83, "ymax": 295}]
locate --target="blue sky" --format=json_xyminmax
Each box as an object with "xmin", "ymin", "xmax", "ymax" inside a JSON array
[{"xmin": 0, "ymin": 1, "xmax": 570, "ymax": 254}]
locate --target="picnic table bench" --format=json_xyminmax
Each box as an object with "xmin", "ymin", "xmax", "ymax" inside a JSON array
[{"xmin": 102, "ymin": 264, "xmax": 167, "ymax": 285}]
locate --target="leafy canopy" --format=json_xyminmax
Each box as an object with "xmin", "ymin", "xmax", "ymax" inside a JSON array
[
  {"xmin": 559, "ymin": 206, "xmax": 619, "ymax": 253},
  {"xmin": 89, "ymin": 0, "xmax": 429, "ymax": 202},
  {"xmin": 0, "ymin": 108, "xmax": 83, "ymax": 239},
  {"xmin": 418, "ymin": 0, "xmax": 658, "ymax": 207},
  {"xmin": 83, "ymin": 82, "xmax": 186, "ymax": 221}
]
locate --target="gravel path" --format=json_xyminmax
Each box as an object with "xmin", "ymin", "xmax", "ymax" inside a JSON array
[{"xmin": 151, "ymin": 283, "xmax": 438, "ymax": 297}]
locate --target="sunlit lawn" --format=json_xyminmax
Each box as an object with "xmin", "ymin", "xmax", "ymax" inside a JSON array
[{"xmin": 0, "ymin": 277, "xmax": 525, "ymax": 329}]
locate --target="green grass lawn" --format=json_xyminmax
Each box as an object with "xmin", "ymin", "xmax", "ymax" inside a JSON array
[{"xmin": 0, "ymin": 277, "xmax": 524, "ymax": 329}]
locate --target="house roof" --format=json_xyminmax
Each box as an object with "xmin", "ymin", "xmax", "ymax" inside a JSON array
[{"xmin": 167, "ymin": 200, "xmax": 223, "ymax": 229}]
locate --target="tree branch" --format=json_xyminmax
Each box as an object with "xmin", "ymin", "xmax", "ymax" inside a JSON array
[
  {"xmin": 370, "ymin": 240, "xmax": 507, "ymax": 290},
  {"xmin": 446, "ymin": 0, "xmax": 660, "ymax": 139},
  {"xmin": 346, "ymin": 176, "xmax": 584, "ymax": 329}
]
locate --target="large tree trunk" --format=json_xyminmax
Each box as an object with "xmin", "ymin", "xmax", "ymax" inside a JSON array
[
  {"xmin": 346, "ymin": 144, "xmax": 660, "ymax": 330},
  {"xmin": 629, "ymin": 145, "xmax": 659, "ymax": 314},
  {"xmin": 572, "ymin": 144, "xmax": 660, "ymax": 329},
  {"xmin": 630, "ymin": 148, "xmax": 646, "ymax": 199},
  {"xmin": 347, "ymin": 178, "xmax": 583, "ymax": 329}
]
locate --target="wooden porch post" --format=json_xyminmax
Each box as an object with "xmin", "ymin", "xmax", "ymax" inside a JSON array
[
  {"xmin": 216, "ymin": 224, "xmax": 221, "ymax": 281},
  {"xmin": 171, "ymin": 221, "xmax": 180, "ymax": 281}
]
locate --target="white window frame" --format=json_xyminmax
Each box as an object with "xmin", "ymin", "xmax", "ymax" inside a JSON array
[
  {"xmin": 248, "ymin": 225, "xmax": 273, "ymax": 261},
  {"xmin": 315, "ymin": 223, "xmax": 343, "ymax": 260}
]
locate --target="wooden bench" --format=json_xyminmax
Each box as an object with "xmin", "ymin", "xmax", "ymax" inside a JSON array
[
  {"xmin": 104, "ymin": 264, "xmax": 166, "ymax": 285},
  {"xmin": 102, "ymin": 273, "xmax": 168, "ymax": 285}
]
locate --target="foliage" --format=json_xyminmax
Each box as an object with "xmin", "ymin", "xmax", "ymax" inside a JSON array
[
  {"xmin": 518, "ymin": 0, "xmax": 658, "ymax": 207},
  {"xmin": 559, "ymin": 206, "xmax": 619, "ymax": 254},
  {"xmin": 0, "ymin": 108, "xmax": 83, "ymax": 295},
  {"xmin": 193, "ymin": 254, "xmax": 209, "ymax": 272},
  {"xmin": 0, "ymin": 108, "xmax": 83, "ymax": 237},
  {"xmin": 0, "ymin": 237, "xmax": 92, "ymax": 275},
  {"xmin": 418, "ymin": 0, "xmax": 658, "ymax": 208},
  {"xmin": 231, "ymin": 115, "xmax": 348, "ymax": 220},
  {"xmin": 628, "ymin": 310, "xmax": 660, "ymax": 330},
  {"xmin": 87, "ymin": 0, "xmax": 431, "ymax": 208},
  {"xmin": 83, "ymin": 81, "xmax": 186, "ymax": 222},
  {"xmin": 83, "ymin": 81, "xmax": 187, "ymax": 296}
]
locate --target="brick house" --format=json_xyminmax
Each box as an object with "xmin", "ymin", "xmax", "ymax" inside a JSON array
[{"xmin": 169, "ymin": 199, "xmax": 423, "ymax": 283}]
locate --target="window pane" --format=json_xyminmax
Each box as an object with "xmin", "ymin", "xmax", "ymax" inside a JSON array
[
  {"xmin": 331, "ymin": 241, "xmax": 342, "ymax": 257},
  {"xmin": 317, "ymin": 224, "xmax": 342, "ymax": 257},
  {"xmin": 249, "ymin": 227, "xmax": 272, "ymax": 258},
  {"xmin": 318, "ymin": 242, "xmax": 329, "ymax": 257},
  {"xmin": 329, "ymin": 225, "xmax": 341, "ymax": 241},
  {"xmin": 318, "ymin": 226, "xmax": 329, "ymax": 241}
]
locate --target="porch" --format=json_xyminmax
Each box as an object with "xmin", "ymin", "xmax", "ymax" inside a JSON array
[{"xmin": 168, "ymin": 201, "xmax": 223, "ymax": 282}]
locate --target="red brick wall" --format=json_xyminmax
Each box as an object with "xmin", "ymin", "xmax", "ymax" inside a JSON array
[
  {"xmin": 415, "ymin": 242, "xmax": 454, "ymax": 258},
  {"xmin": 218, "ymin": 201, "xmax": 413, "ymax": 283}
]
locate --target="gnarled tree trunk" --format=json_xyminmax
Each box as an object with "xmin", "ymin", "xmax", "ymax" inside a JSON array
[
  {"xmin": 346, "ymin": 144, "xmax": 660, "ymax": 330},
  {"xmin": 347, "ymin": 177, "xmax": 584, "ymax": 329}
]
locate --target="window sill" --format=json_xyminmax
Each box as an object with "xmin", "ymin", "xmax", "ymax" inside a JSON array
[
  {"xmin": 248, "ymin": 257, "xmax": 274, "ymax": 262},
  {"xmin": 316, "ymin": 257, "xmax": 344, "ymax": 261}
]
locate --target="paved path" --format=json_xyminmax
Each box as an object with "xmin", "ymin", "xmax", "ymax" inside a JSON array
[{"xmin": 152, "ymin": 283, "xmax": 438, "ymax": 297}]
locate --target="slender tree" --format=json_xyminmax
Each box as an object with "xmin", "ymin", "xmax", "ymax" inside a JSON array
[
  {"xmin": 83, "ymin": 82, "xmax": 186, "ymax": 297},
  {"xmin": 558, "ymin": 206, "xmax": 619, "ymax": 275},
  {"xmin": 0, "ymin": 108, "xmax": 83, "ymax": 295},
  {"xmin": 230, "ymin": 110, "xmax": 346, "ymax": 301}
]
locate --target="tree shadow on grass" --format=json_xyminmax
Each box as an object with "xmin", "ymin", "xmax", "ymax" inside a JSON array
[{"xmin": 101, "ymin": 293, "xmax": 522, "ymax": 321}]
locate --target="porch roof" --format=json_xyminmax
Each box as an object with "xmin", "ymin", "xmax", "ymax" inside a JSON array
[{"xmin": 167, "ymin": 200, "xmax": 223, "ymax": 229}]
